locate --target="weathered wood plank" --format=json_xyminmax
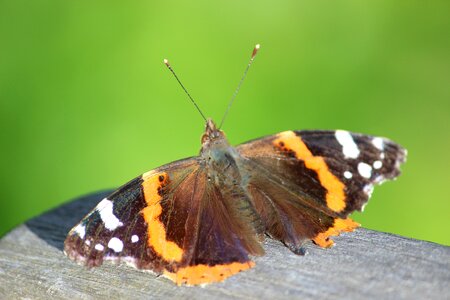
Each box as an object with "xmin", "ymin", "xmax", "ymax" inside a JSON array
[{"xmin": 0, "ymin": 191, "xmax": 449, "ymax": 299}]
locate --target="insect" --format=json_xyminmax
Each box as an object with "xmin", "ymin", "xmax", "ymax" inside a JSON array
[{"xmin": 64, "ymin": 44, "xmax": 407, "ymax": 286}]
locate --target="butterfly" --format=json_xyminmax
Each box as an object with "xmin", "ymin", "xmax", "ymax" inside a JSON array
[{"xmin": 64, "ymin": 45, "xmax": 406, "ymax": 286}]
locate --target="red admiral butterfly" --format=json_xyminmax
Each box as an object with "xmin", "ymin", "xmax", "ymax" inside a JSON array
[{"xmin": 64, "ymin": 45, "xmax": 406, "ymax": 286}]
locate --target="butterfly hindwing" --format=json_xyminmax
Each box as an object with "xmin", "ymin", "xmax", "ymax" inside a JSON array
[{"xmin": 237, "ymin": 130, "xmax": 406, "ymax": 250}]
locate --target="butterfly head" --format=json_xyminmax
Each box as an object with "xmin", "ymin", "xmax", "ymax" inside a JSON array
[
  {"xmin": 202, "ymin": 119, "xmax": 225, "ymax": 143},
  {"xmin": 200, "ymin": 119, "xmax": 236, "ymax": 171}
]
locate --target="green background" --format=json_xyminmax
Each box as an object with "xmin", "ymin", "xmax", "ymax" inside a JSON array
[{"xmin": 1, "ymin": 1, "xmax": 449, "ymax": 245}]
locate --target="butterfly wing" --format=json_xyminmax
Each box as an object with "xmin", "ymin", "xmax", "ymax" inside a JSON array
[
  {"xmin": 64, "ymin": 156, "xmax": 261, "ymax": 286},
  {"xmin": 236, "ymin": 130, "xmax": 406, "ymax": 251}
]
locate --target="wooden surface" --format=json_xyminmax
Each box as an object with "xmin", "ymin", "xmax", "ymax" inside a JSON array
[{"xmin": 0, "ymin": 191, "xmax": 449, "ymax": 300}]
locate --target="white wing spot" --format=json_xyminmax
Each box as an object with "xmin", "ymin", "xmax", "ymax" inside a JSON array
[
  {"xmin": 380, "ymin": 152, "xmax": 385, "ymax": 159},
  {"xmin": 361, "ymin": 203, "xmax": 368, "ymax": 212},
  {"xmin": 344, "ymin": 171, "xmax": 353, "ymax": 179},
  {"xmin": 95, "ymin": 244, "xmax": 104, "ymax": 251},
  {"xmin": 335, "ymin": 130, "xmax": 360, "ymax": 159},
  {"xmin": 74, "ymin": 224, "xmax": 86, "ymax": 239},
  {"xmin": 108, "ymin": 237, "xmax": 124, "ymax": 253},
  {"xmin": 131, "ymin": 235, "xmax": 139, "ymax": 243},
  {"xmin": 96, "ymin": 198, "xmax": 123, "ymax": 231},
  {"xmin": 85, "ymin": 240, "xmax": 91, "ymax": 246},
  {"xmin": 358, "ymin": 162, "xmax": 373, "ymax": 179},
  {"xmin": 364, "ymin": 184, "xmax": 374, "ymax": 198},
  {"xmin": 372, "ymin": 137, "xmax": 384, "ymax": 151},
  {"xmin": 373, "ymin": 160, "xmax": 383, "ymax": 169}
]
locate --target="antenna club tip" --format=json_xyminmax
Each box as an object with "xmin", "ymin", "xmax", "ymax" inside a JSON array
[
  {"xmin": 163, "ymin": 58, "xmax": 170, "ymax": 66},
  {"xmin": 252, "ymin": 44, "xmax": 261, "ymax": 58}
]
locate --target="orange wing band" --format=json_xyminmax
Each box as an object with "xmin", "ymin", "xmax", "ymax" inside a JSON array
[
  {"xmin": 141, "ymin": 171, "xmax": 184, "ymax": 262},
  {"xmin": 313, "ymin": 218, "xmax": 360, "ymax": 248},
  {"xmin": 163, "ymin": 261, "xmax": 255, "ymax": 286},
  {"xmin": 274, "ymin": 131, "xmax": 347, "ymax": 213}
]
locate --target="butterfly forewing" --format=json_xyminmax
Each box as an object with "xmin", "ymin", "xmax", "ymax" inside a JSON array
[
  {"xmin": 296, "ymin": 130, "xmax": 406, "ymax": 214},
  {"xmin": 65, "ymin": 178, "xmax": 161, "ymax": 271}
]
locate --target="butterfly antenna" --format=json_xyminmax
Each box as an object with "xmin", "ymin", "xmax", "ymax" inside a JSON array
[
  {"xmin": 219, "ymin": 44, "xmax": 260, "ymax": 129},
  {"xmin": 163, "ymin": 58, "xmax": 207, "ymax": 122}
]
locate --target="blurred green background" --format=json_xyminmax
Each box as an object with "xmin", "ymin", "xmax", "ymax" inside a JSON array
[{"xmin": 0, "ymin": 1, "xmax": 449, "ymax": 245}]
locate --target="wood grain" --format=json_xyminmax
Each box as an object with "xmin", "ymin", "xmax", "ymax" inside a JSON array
[{"xmin": 0, "ymin": 191, "xmax": 449, "ymax": 299}]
